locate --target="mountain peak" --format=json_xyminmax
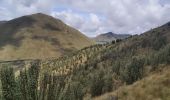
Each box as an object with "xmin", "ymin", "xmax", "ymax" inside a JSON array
[
  {"xmin": 106, "ymin": 32, "xmax": 114, "ymax": 34},
  {"xmin": 166, "ymin": 22, "xmax": 170, "ymax": 26},
  {"xmin": 29, "ymin": 13, "xmax": 54, "ymax": 19},
  {"xmin": 94, "ymin": 32, "xmax": 131, "ymax": 44},
  {"xmin": 2, "ymin": 13, "xmax": 66, "ymax": 32},
  {"xmin": 0, "ymin": 13, "xmax": 94, "ymax": 60},
  {"xmin": 32, "ymin": 13, "xmax": 46, "ymax": 16},
  {"xmin": 101, "ymin": 32, "xmax": 115, "ymax": 36},
  {"xmin": 7, "ymin": 12, "xmax": 62, "ymax": 24}
]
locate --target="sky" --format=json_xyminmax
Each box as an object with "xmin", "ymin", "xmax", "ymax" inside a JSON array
[{"xmin": 0, "ymin": 0, "xmax": 170, "ymax": 37}]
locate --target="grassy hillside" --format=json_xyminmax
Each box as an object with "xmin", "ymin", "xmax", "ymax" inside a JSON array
[
  {"xmin": 0, "ymin": 13, "xmax": 94, "ymax": 60},
  {"xmin": 0, "ymin": 21, "xmax": 170, "ymax": 100},
  {"xmin": 95, "ymin": 66, "xmax": 170, "ymax": 100}
]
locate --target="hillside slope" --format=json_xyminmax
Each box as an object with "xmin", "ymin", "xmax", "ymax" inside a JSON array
[
  {"xmin": 0, "ymin": 21, "xmax": 170, "ymax": 100},
  {"xmin": 39, "ymin": 21, "xmax": 170, "ymax": 99},
  {"xmin": 0, "ymin": 13, "xmax": 93, "ymax": 60},
  {"xmin": 95, "ymin": 66, "xmax": 170, "ymax": 100}
]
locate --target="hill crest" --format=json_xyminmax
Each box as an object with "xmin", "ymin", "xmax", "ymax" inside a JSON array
[
  {"xmin": 0, "ymin": 13, "xmax": 94, "ymax": 60},
  {"xmin": 94, "ymin": 32, "xmax": 131, "ymax": 44}
]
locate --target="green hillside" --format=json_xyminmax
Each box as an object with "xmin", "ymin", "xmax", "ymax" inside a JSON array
[
  {"xmin": 0, "ymin": 21, "xmax": 170, "ymax": 100},
  {"xmin": 95, "ymin": 66, "xmax": 170, "ymax": 100},
  {"xmin": 0, "ymin": 13, "xmax": 94, "ymax": 61}
]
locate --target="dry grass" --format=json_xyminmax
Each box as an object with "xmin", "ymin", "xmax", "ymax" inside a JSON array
[
  {"xmin": 0, "ymin": 13, "xmax": 94, "ymax": 61},
  {"xmin": 94, "ymin": 66, "xmax": 170, "ymax": 100}
]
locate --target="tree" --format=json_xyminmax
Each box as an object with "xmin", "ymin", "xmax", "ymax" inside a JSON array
[
  {"xmin": 116, "ymin": 39, "xmax": 122, "ymax": 43},
  {"xmin": 112, "ymin": 40, "xmax": 116, "ymax": 44}
]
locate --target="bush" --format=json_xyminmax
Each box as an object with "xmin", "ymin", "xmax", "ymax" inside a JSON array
[
  {"xmin": 90, "ymin": 71, "xmax": 104, "ymax": 97},
  {"xmin": 122, "ymin": 57, "xmax": 144, "ymax": 84},
  {"xmin": 152, "ymin": 32, "xmax": 167, "ymax": 50},
  {"xmin": 0, "ymin": 66, "xmax": 19, "ymax": 100},
  {"xmin": 102, "ymin": 73, "xmax": 113, "ymax": 93},
  {"xmin": 150, "ymin": 44, "xmax": 170, "ymax": 67}
]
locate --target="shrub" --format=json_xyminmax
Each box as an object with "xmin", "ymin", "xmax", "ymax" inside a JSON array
[
  {"xmin": 122, "ymin": 57, "xmax": 144, "ymax": 84},
  {"xmin": 90, "ymin": 71, "xmax": 104, "ymax": 97},
  {"xmin": 0, "ymin": 66, "xmax": 19, "ymax": 100}
]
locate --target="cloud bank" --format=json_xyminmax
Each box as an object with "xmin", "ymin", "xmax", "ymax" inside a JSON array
[{"xmin": 0, "ymin": 0, "xmax": 170, "ymax": 37}]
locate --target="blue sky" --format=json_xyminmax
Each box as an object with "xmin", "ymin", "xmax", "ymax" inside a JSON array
[{"xmin": 0, "ymin": 0, "xmax": 170, "ymax": 37}]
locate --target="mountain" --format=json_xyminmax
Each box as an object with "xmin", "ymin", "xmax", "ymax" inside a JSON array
[
  {"xmin": 0, "ymin": 21, "xmax": 170, "ymax": 100},
  {"xmin": 93, "ymin": 32, "xmax": 131, "ymax": 44},
  {"xmin": 0, "ymin": 21, "xmax": 6, "ymax": 25},
  {"xmin": 0, "ymin": 13, "xmax": 94, "ymax": 60}
]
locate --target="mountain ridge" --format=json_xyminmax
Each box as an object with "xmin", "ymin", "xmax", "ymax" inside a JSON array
[
  {"xmin": 93, "ymin": 32, "xmax": 131, "ymax": 44},
  {"xmin": 0, "ymin": 13, "xmax": 94, "ymax": 60}
]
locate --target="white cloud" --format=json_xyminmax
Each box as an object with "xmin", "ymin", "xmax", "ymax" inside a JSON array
[
  {"xmin": 52, "ymin": 10, "xmax": 84, "ymax": 29},
  {"xmin": 0, "ymin": 0, "xmax": 170, "ymax": 37},
  {"xmin": 0, "ymin": 0, "xmax": 56, "ymax": 19},
  {"xmin": 55, "ymin": 0, "xmax": 170, "ymax": 36},
  {"xmin": 52, "ymin": 10, "xmax": 106, "ymax": 37}
]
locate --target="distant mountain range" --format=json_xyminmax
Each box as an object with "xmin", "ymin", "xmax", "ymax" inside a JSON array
[
  {"xmin": 93, "ymin": 32, "xmax": 131, "ymax": 44},
  {"xmin": 0, "ymin": 13, "xmax": 94, "ymax": 60},
  {"xmin": 0, "ymin": 21, "xmax": 7, "ymax": 25}
]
